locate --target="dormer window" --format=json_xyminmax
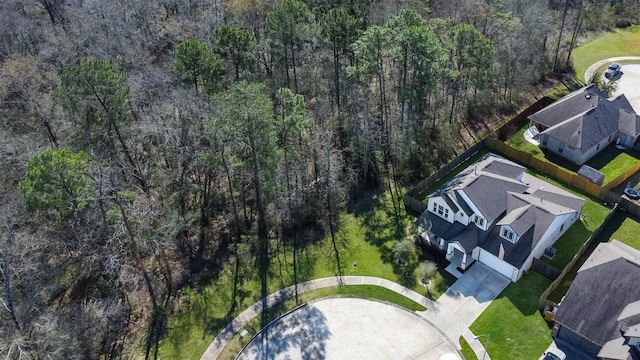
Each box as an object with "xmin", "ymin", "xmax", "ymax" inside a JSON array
[
  {"xmin": 473, "ymin": 215, "xmax": 484, "ymax": 227},
  {"xmin": 501, "ymin": 228, "xmax": 516, "ymax": 243}
]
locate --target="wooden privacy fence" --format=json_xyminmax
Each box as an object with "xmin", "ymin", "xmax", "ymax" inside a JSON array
[
  {"xmin": 486, "ymin": 138, "xmax": 602, "ymax": 197},
  {"xmin": 538, "ymin": 204, "xmax": 620, "ymax": 311},
  {"xmin": 531, "ymin": 258, "xmax": 561, "ymax": 280},
  {"xmin": 603, "ymin": 162, "xmax": 640, "ymax": 190},
  {"xmin": 494, "ymin": 97, "xmax": 556, "ymax": 140}
]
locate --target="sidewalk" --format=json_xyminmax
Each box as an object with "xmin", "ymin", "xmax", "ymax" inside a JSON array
[{"xmin": 201, "ymin": 271, "xmax": 507, "ymax": 360}]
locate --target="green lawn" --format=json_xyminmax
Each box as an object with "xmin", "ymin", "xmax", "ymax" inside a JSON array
[
  {"xmin": 469, "ymin": 272, "xmax": 553, "ymax": 360},
  {"xmin": 507, "ymin": 125, "xmax": 640, "ymax": 185},
  {"xmin": 459, "ymin": 336, "xmax": 478, "ymax": 360},
  {"xmin": 157, "ymin": 189, "xmax": 456, "ymax": 359},
  {"xmin": 571, "ymin": 26, "xmax": 640, "ymax": 82},
  {"xmin": 611, "ymin": 215, "xmax": 640, "ymax": 248},
  {"xmin": 215, "ymin": 285, "xmax": 427, "ymax": 360}
]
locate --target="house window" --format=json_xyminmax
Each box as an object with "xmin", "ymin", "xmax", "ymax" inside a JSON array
[
  {"xmin": 432, "ymin": 203, "xmax": 437, "ymax": 212},
  {"xmin": 597, "ymin": 143, "xmax": 600, "ymax": 150},
  {"xmin": 560, "ymin": 223, "xmax": 564, "ymax": 232},
  {"xmin": 438, "ymin": 205, "xmax": 444, "ymax": 216},
  {"xmin": 502, "ymin": 228, "xmax": 515, "ymax": 242},
  {"xmin": 445, "ymin": 208, "xmax": 449, "ymax": 218},
  {"xmin": 473, "ymin": 215, "xmax": 484, "ymax": 227},
  {"xmin": 479, "ymin": 218, "xmax": 484, "ymax": 226}
]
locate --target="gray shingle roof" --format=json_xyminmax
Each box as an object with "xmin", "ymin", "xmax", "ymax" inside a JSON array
[
  {"xmin": 497, "ymin": 203, "xmax": 534, "ymax": 236},
  {"xmin": 417, "ymin": 210, "xmax": 484, "ymax": 254},
  {"xmin": 529, "ymin": 84, "xmax": 607, "ymax": 127},
  {"xmin": 481, "ymin": 225, "xmax": 534, "ymax": 268},
  {"xmin": 461, "ymin": 174, "xmax": 529, "ymax": 223},
  {"xmin": 482, "ymin": 160, "xmax": 525, "ymax": 179},
  {"xmin": 529, "ymin": 84, "xmax": 640, "ymax": 152},
  {"xmin": 618, "ymin": 109, "xmax": 640, "ymax": 138},
  {"xmin": 553, "ymin": 241, "xmax": 640, "ymax": 357}
]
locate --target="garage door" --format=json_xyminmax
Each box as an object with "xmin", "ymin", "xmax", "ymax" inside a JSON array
[{"xmin": 478, "ymin": 250, "xmax": 515, "ymax": 281}]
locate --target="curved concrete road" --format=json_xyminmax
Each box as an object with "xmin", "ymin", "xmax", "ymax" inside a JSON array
[
  {"xmin": 584, "ymin": 57, "xmax": 640, "ymax": 113},
  {"xmin": 583, "ymin": 56, "xmax": 640, "ymax": 82},
  {"xmin": 202, "ymin": 263, "xmax": 509, "ymax": 360},
  {"xmin": 236, "ymin": 298, "xmax": 462, "ymax": 360}
]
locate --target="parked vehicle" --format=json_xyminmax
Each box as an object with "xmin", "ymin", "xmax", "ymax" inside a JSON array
[{"xmin": 605, "ymin": 62, "xmax": 622, "ymax": 79}]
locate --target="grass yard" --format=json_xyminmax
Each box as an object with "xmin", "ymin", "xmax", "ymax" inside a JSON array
[
  {"xmin": 506, "ymin": 125, "xmax": 640, "ymax": 185},
  {"xmin": 459, "ymin": 336, "xmax": 478, "ymax": 360},
  {"xmin": 571, "ymin": 26, "xmax": 640, "ymax": 82},
  {"xmin": 469, "ymin": 272, "xmax": 553, "ymax": 360},
  {"xmin": 610, "ymin": 215, "xmax": 640, "ymax": 248},
  {"xmin": 157, "ymin": 189, "xmax": 456, "ymax": 359},
  {"xmin": 215, "ymin": 285, "xmax": 427, "ymax": 359}
]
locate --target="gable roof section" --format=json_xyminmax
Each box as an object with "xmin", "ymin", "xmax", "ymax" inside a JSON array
[
  {"xmin": 497, "ymin": 203, "xmax": 535, "ymax": 236},
  {"xmin": 529, "ymin": 84, "xmax": 606, "ymax": 128},
  {"xmin": 417, "ymin": 210, "xmax": 485, "ymax": 254},
  {"xmin": 480, "ymin": 224, "xmax": 534, "ymax": 268},
  {"xmin": 618, "ymin": 109, "xmax": 640, "ymax": 138},
  {"xmin": 482, "ymin": 160, "xmax": 525, "ymax": 179},
  {"xmin": 540, "ymin": 103, "xmax": 620, "ymax": 151},
  {"xmin": 554, "ymin": 241, "xmax": 640, "ymax": 350},
  {"xmin": 461, "ymin": 174, "xmax": 528, "ymax": 223},
  {"xmin": 611, "ymin": 93, "xmax": 636, "ymax": 114},
  {"xmin": 618, "ymin": 300, "xmax": 640, "ymax": 325}
]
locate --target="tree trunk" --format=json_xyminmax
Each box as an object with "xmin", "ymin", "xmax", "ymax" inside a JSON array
[
  {"xmin": 553, "ymin": 0, "xmax": 570, "ymax": 74},
  {"xmin": 2, "ymin": 225, "xmax": 21, "ymax": 331}
]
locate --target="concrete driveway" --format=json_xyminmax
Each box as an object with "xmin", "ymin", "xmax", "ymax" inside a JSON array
[
  {"xmin": 237, "ymin": 298, "xmax": 462, "ymax": 360},
  {"xmin": 611, "ymin": 63, "xmax": 640, "ymax": 113},
  {"xmin": 419, "ymin": 262, "xmax": 510, "ymax": 343},
  {"xmin": 583, "ymin": 56, "xmax": 640, "ymax": 113}
]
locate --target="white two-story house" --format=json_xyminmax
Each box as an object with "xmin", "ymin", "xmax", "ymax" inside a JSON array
[{"xmin": 417, "ymin": 153, "xmax": 586, "ymax": 282}]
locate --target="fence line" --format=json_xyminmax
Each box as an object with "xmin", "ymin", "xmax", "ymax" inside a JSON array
[{"xmin": 531, "ymin": 258, "xmax": 562, "ymax": 280}]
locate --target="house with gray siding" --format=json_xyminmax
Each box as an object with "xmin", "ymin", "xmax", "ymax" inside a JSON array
[{"xmin": 529, "ymin": 84, "xmax": 640, "ymax": 165}]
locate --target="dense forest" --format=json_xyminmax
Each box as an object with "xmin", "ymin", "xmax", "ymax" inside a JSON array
[{"xmin": 1, "ymin": 0, "xmax": 639, "ymax": 358}]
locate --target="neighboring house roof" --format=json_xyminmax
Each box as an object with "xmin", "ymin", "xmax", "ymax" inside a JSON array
[
  {"xmin": 529, "ymin": 84, "xmax": 607, "ymax": 127},
  {"xmin": 553, "ymin": 241, "xmax": 640, "ymax": 359},
  {"xmin": 529, "ymin": 84, "xmax": 640, "ymax": 152},
  {"xmin": 418, "ymin": 153, "xmax": 586, "ymax": 269}
]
